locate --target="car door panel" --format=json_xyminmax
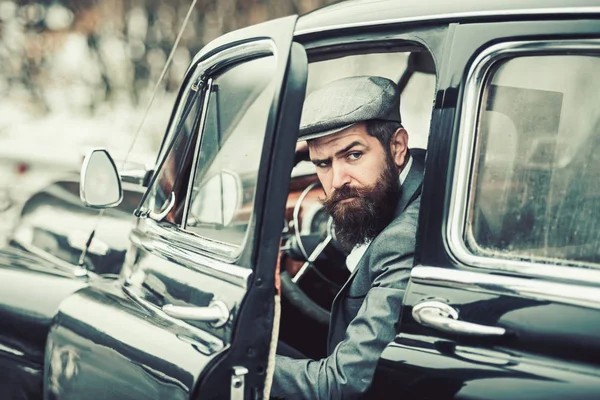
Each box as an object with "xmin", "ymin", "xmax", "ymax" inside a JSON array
[
  {"xmin": 0, "ymin": 249, "xmax": 88, "ymax": 400},
  {"xmin": 371, "ymin": 332, "xmax": 600, "ymax": 400},
  {"xmin": 45, "ymin": 15, "xmax": 306, "ymax": 400},
  {"xmin": 126, "ymin": 222, "xmax": 249, "ymax": 340},
  {"xmin": 192, "ymin": 39, "xmax": 308, "ymax": 400},
  {"xmin": 401, "ymin": 267, "xmax": 600, "ymax": 362},
  {"xmin": 45, "ymin": 281, "xmax": 216, "ymax": 400},
  {"xmin": 370, "ymin": 270, "xmax": 600, "ymax": 399}
]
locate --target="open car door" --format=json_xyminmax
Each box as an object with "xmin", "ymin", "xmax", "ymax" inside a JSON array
[{"xmin": 45, "ymin": 16, "xmax": 307, "ymax": 400}]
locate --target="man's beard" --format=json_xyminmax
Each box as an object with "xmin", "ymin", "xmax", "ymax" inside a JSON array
[{"xmin": 321, "ymin": 155, "xmax": 401, "ymax": 252}]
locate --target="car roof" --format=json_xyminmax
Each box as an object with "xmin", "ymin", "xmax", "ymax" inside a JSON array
[{"xmin": 296, "ymin": 0, "xmax": 600, "ymax": 36}]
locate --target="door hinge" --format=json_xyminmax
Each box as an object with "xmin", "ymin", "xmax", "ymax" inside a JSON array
[{"xmin": 231, "ymin": 366, "xmax": 248, "ymax": 400}]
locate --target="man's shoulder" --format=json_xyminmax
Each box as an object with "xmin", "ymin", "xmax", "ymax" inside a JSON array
[
  {"xmin": 385, "ymin": 195, "xmax": 421, "ymax": 234},
  {"xmin": 353, "ymin": 196, "xmax": 420, "ymax": 285},
  {"xmin": 367, "ymin": 195, "xmax": 421, "ymax": 256}
]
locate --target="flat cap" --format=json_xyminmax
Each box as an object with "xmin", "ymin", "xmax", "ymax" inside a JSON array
[{"xmin": 298, "ymin": 76, "xmax": 401, "ymax": 142}]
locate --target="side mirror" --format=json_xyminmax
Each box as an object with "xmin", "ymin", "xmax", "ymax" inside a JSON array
[
  {"xmin": 189, "ymin": 171, "xmax": 242, "ymax": 228},
  {"xmin": 80, "ymin": 149, "xmax": 123, "ymax": 209}
]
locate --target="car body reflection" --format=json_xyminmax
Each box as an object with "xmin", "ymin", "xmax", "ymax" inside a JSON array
[{"xmin": 9, "ymin": 175, "xmax": 143, "ymax": 275}]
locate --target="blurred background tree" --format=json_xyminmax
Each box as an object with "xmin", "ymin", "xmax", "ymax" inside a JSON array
[
  {"xmin": 0, "ymin": 0, "xmax": 336, "ymax": 238},
  {"xmin": 0, "ymin": 0, "xmax": 336, "ymax": 114}
]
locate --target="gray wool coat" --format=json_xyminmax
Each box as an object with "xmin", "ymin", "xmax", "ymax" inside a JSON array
[{"xmin": 271, "ymin": 152, "xmax": 425, "ymax": 400}]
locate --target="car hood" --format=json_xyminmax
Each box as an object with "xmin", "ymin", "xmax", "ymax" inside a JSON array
[
  {"xmin": 0, "ymin": 245, "xmax": 90, "ymax": 364},
  {"xmin": 16, "ymin": 190, "xmax": 136, "ymax": 252}
]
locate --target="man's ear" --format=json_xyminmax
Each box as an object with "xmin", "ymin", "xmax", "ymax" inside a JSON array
[{"xmin": 389, "ymin": 127, "xmax": 409, "ymax": 169}]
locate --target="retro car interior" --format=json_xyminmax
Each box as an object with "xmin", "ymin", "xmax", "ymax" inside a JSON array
[{"xmin": 2, "ymin": 1, "xmax": 600, "ymax": 399}]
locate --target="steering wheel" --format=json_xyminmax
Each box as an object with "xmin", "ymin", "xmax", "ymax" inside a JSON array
[{"xmin": 280, "ymin": 182, "xmax": 344, "ymax": 325}]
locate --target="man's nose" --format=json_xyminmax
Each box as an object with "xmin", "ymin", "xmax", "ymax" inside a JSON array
[{"xmin": 331, "ymin": 164, "xmax": 351, "ymax": 190}]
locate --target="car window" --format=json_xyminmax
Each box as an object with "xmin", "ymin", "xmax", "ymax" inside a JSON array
[
  {"xmin": 184, "ymin": 55, "xmax": 276, "ymax": 249},
  {"xmin": 139, "ymin": 88, "xmax": 204, "ymax": 224},
  {"xmin": 466, "ymin": 54, "xmax": 600, "ymax": 266}
]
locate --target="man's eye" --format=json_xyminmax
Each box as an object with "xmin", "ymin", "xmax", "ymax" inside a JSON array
[
  {"xmin": 316, "ymin": 161, "xmax": 330, "ymax": 169},
  {"xmin": 347, "ymin": 152, "xmax": 362, "ymax": 161}
]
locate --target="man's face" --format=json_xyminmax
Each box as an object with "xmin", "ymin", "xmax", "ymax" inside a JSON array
[{"xmin": 308, "ymin": 122, "xmax": 406, "ymax": 251}]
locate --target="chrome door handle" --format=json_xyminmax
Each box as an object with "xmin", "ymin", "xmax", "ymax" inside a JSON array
[
  {"xmin": 162, "ymin": 300, "xmax": 230, "ymax": 328},
  {"xmin": 412, "ymin": 301, "xmax": 506, "ymax": 337}
]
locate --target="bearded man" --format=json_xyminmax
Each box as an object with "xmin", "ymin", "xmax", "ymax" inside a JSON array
[{"xmin": 271, "ymin": 76, "xmax": 425, "ymax": 399}]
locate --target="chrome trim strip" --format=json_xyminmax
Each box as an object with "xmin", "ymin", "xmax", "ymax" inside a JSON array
[
  {"xmin": 191, "ymin": 39, "xmax": 275, "ymax": 70},
  {"xmin": 411, "ymin": 266, "xmax": 600, "ymax": 310},
  {"xmin": 446, "ymin": 39, "xmax": 600, "ymax": 285},
  {"xmin": 14, "ymin": 234, "xmax": 90, "ymax": 277},
  {"xmin": 156, "ymin": 76, "xmax": 198, "ymax": 163},
  {"xmin": 192, "ymin": 40, "xmax": 275, "ymax": 82},
  {"xmin": 181, "ymin": 78, "xmax": 213, "ymax": 229},
  {"xmin": 295, "ymin": 7, "xmax": 600, "ymax": 37},
  {"xmin": 0, "ymin": 343, "xmax": 25, "ymax": 357},
  {"xmin": 122, "ymin": 285, "xmax": 224, "ymax": 355},
  {"xmin": 130, "ymin": 224, "xmax": 252, "ymax": 287},
  {"xmin": 181, "ymin": 226, "xmax": 243, "ymax": 261}
]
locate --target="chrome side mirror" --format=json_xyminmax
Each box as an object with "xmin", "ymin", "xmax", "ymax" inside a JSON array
[
  {"xmin": 189, "ymin": 170, "xmax": 242, "ymax": 228},
  {"xmin": 80, "ymin": 149, "xmax": 123, "ymax": 209}
]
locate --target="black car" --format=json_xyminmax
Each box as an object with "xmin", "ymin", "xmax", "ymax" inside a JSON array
[
  {"xmin": 8, "ymin": 175, "xmax": 144, "ymax": 276},
  {"xmin": 2, "ymin": 0, "xmax": 600, "ymax": 399}
]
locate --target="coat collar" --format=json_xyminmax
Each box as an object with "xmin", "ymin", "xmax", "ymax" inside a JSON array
[{"xmin": 393, "ymin": 149, "xmax": 425, "ymax": 219}]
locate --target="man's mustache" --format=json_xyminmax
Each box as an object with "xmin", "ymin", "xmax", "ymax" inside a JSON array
[{"xmin": 322, "ymin": 185, "xmax": 367, "ymax": 208}]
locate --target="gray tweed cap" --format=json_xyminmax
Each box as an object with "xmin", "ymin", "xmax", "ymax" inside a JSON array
[{"xmin": 298, "ymin": 76, "xmax": 401, "ymax": 142}]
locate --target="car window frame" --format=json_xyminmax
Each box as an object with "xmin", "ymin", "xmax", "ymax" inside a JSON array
[
  {"xmin": 134, "ymin": 66, "xmax": 207, "ymax": 218},
  {"xmin": 447, "ymin": 38, "xmax": 600, "ymax": 285},
  {"xmin": 181, "ymin": 53, "xmax": 278, "ymax": 241},
  {"xmin": 175, "ymin": 40, "xmax": 279, "ymax": 262}
]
